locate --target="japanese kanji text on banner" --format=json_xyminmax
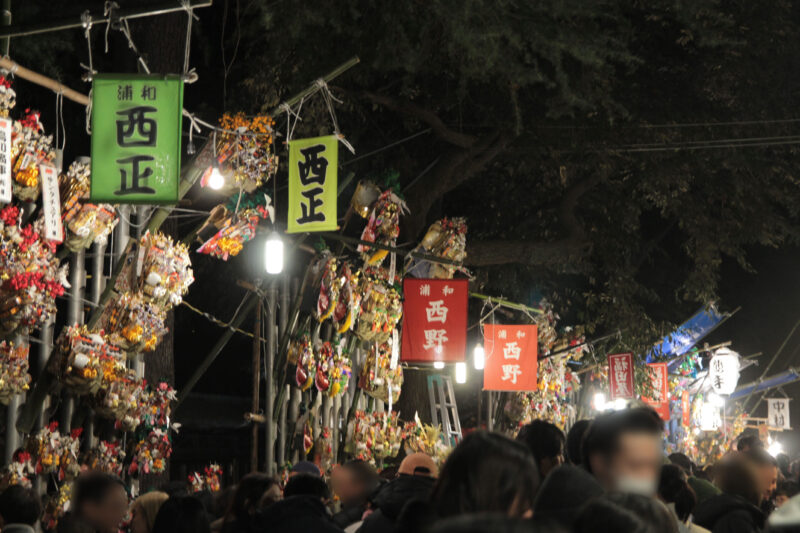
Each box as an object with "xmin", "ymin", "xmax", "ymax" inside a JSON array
[
  {"xmin": 287, "ymin": 135, "xmax": 338, "ymax": 233},
  {"xmin": 483, "ymin": 324, "xmax": 538, "ymax": 391},
  {"xmin": 90, "ymin": 74, "xmax": 184, "ymax": 204},
  {"xmin": 768, "ymin": 398, "xmax": 791, "ymax": 430},
  {"xmin": 608, "ymin": 352, "xmax": 634, "ymax": 400},
  {"xmin": 401, "ymin": 278, "xmax": 468, "ymax": 363},
  {"xmin": 642, "ymin": 362, "xmax": 670, "ymax": 421}
]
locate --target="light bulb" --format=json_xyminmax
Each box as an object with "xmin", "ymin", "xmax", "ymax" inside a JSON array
[
  {"xmin": 208, "ymin": 165, "xmax": 225, "ymax": 190},
  {"xmin": 613, "ymin": 398, "xmax": 627, "ymax": 411},
  {"xmin": 264, "ymin": 231, "xmax": 284, "ymax": 274},
  {"xmin": 433, "ymin": 361, "xmax": 445, "ymax": 369},
  {"xmin": 593, "ymin": 392, "xmax": 606, "ymax": 411},
  {"xmin": 768, "ymin": 440, "xmax": 783, "ymax": 457},
  {"xmin": 473, "ymin": 344, "xmax": 485, "ymax": 370},
  {"xmin": 455, "ymin": 362, "xmax": 467, "ymax": 384}
]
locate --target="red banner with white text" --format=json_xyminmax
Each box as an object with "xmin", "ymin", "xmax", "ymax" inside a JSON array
[
  {"xmin": 483, "ymin": 324, "xmax": 538, "ymax": 391},
  {"xmin": 608, "ymin": 353, "xmax": 635, "ymax": 400},
  {"xmin": 401, "ymin": 278, "xmax": 468, "ymax": 363},
  {"xmin": 642, "ymin": 362, "xmax": 670, "ymax": 421}
]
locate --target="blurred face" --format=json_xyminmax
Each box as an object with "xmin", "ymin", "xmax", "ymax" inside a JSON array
[
  {"xmin": 331, "ymin": 467, "xmax": 364, "ymax": 506},
  {"xmin": 776, "ymin": 492, "xmax": 791, "ymax": 508},
  {"xmin": 82, "ymin": 485, "xmax": 128, "ymax": 533},
  {"xmin": 757, "ymin": 465, "xmax": 778, "ymax": 502},
  {"xmin": 591, "ymin": 432, "xmax": 662, "ymax": 495},
  {"xmin": 128, "ymin": 503, "xmax": 149, "ymax": 533},
  {"xmin": 539, "ymin": 448, "xmax": 565, "ymax": 479}
]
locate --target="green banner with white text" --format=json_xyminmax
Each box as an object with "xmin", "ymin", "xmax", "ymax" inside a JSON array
[
  {"xmin": 287, "ymin": 135, "xmax": 338, "ymax": 233},
  {"xmin": 90, "ymin": 74, "xmax": 183, "ymax": 204}
]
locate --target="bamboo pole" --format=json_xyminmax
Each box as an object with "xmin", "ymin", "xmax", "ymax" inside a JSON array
[
  {"xmin": 250, "ymin": 298, "xmax": 262, "ymax": 473},
  {"xmin": 0, "ymin": 58, "xmax": 89, "ymax": 106}
]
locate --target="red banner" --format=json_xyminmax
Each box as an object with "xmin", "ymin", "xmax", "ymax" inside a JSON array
[
  {"xmin": 608, "ymin": 353, "xmax": 634, "ymax": 400},
  {"xmin": 401, "ymin": 278, "xmax": 468, "ymax": 363},
  {"xmin": 642, "ymin": 362, "xmax": 670, "ymax": 421},
  {"xmin": 483, "ymin": 324, "xmax": 538, "ymax": 391},
  {"xmin": 681, "ymin": 390, "xmax": 690, "ymax": 427}
]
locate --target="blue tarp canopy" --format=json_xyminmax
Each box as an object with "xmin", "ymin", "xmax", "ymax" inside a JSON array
[
  {"xmin": 646, "ymin": 305, "xmax": 729, "ymax": 363},
  {"xmin": 729, "ymin": 369, "xmax": 800, "ymax": 400}
]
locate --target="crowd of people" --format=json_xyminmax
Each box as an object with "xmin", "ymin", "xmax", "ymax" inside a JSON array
[{"xmin": 2, "ymin": 406, "xmax": 800, "ymax": 532}]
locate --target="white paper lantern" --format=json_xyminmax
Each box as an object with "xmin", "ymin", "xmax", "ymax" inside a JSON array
[{"xmin": 709, "ymin": 347, "xmax": 740, "ymax": 395}]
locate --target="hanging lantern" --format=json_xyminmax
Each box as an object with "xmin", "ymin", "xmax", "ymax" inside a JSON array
[{"xmin": 708, "ymin": 347, "xmax": 740, "ymax": 395}]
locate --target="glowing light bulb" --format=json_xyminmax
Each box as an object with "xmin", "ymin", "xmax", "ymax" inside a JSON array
[
  {"xmin": 614, "ymin": 398, "xmax": 627, "ymax": 410},
  {"xmin": 433, "ymin": 361, "xmax": 445, "ymax": 369},
  {"xmin": 768, "ymin": 440, "xmax": 783, "ymax": 457},
  {"xmin": 264, "ymin": 231, "xmax": 284, "ymax": 274},
  {"xmin": 473, "ymin": 345, "xmax": 485, "ymax": 370},
  {"xmin": 455, "ymin": 362, "xmax": 467, "ymax": 384},
  {"xmin": 208, "ymin": 165, "xmax": 224, "ymax": 190},
  {"xmin": 593, "ymin": 392, "xmax": 606, "ymax": 411}
]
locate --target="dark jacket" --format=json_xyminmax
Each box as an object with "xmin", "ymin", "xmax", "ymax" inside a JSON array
[
  {"xmin": 332, "ymin": 503, "xmax": 366, "ymax": 529},
  {"xmin": 532, "ymin": 464, "xmax": 604, "ymax": 530},
  {"xmin": 693, "ymin": 493, "xmax": 766, "ymax": 533},
  {"xmin": 358, "ymin": 474, "xmax": 436, "ymax": 533},
  {"xmin": 257, "ymin": 495, "xmax": 343, "ymax": 533}
]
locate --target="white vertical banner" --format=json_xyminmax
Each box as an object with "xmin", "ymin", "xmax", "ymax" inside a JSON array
[
  {"xmin": 768, "ymin": 398, "xmax": 791, "ymax": 430},
  {"xmin": 0, "ymin": 117, "xmax": 11, "ymax": 203},
  {"xmin": 40, "ymin": 164, "xmax": 63, "ymax": 242}
]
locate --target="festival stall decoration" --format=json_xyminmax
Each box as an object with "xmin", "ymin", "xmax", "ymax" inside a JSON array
[
  {"xmin": 483, "ymin": 324, "xmax": 539, "ymax": 391},
  {"xmin": 358, "ymin": 190, "xmax": 408, "ymax": 271},
  {"xmin": 403, "ymin": 415, "xmax": 453, "ymax": 465},
  {"xmin": 347, "ymin": 410, "xmax": 403, "ymax": 465},
  {"xmin": 708, "ymin": 347, "xmax": 741, "ymax": 396},
  {"xmin": 128, "ymin": 428, "xmax": 172, "ymax": 476},
  {"xmin": 315, "ymin": 428, "xmax": 335, "ymax": 473},
  {"xmin": 326, "ymin": 346, "xmax": 352, "ymax": 398},
  {"xmin": 0, "ymin": 205, "xmax": 66, "ymax": 337},
  {"xmin": 203, "ymin": 112, "xmax": 278, "ymax": 191},
  {"xmin": 91, "ymin": 357, "xmax": 144, "ymax": 431},
  {"xmin": 354, "ymin": 267, "xmax": 402, "ymax": 344},
  {"xmin": 102, "ymin": 293, "xmax": 168, "ymax": 354},
  {"xmin": 26, "ymin": 423, "xmax": 82, "ymax": 481},
  {"xmin": 59, "ymin": 160, "xmax": 118, "ymax": 252},
  {"xmin": 48, "ymin": 325, "xmax": 111, "ymax": 395},
  {"xmin": 0, "ymin": 450, "xmax": 34, "ymax": 489},
  {"xmin": 189, "ymin": 463, "xmax": 223, "ymax": 492},
  {"xmin": 11, "ymin": 109, "xmax": 56, "ymax": 202},
  {"xmin": 84, "ymin": 441, "xmax": 126, "ymax": 477},
  {"xmin": 0, "ymin": 340, "xmax": 31, "ymax": 404},
  {"xmin": 196, "ymin": 198, "xmax": 271, "ymax": 260},
  {"xmin": 316, "ymin": 254, "xmax": 339, "ymax": 322},
  {"xmin": 358, "ymin": 342, "xmax": 403, "ymax": 404},
  {"xmin": 294, "ymin": 336, "xmax": 316, "ymax": 391},
  {"xmin": 42, "ymin": 482, "xmax": 72, "ymax": 532},
  {"xmin": 333, "ymin": 263, "xmax": 358, "ymax": 333},
  {"xmin": 350, "ymin": 180, "xmax": 381, "ymax": 219},
  {"xmin": 405, "ymin": 217, "xmax": 468, "ymax": 279}
]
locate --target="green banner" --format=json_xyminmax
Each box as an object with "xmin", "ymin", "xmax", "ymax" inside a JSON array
[
  {"xmin": 90, "ymin": 74, "xmax": 184, "ymax": 204},
  {"xmin": 287, "ymin": 135, "xmax": 338, "ymax": 233}
]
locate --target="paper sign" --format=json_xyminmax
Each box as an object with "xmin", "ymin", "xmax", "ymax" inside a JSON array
[
  {"xmin": 642, "ymin": 362, "xmax": 670, "ymax": 421},
  {"xmin": 0, "ymin": 117, "xmax": 11, "ymax": 203},
  {"xmin": 768, "ymin": 398, "xmax": 790, "ymax": 430},
  {"xmin": 401, "ymin": 278, "xmax": 468, "ymax": 363},
  {"xmin": 608, "ymin": 353, "xmax": 635, "ymax": 400},
  {"xmin": 287, "ymin": 135, "xmax": 338, "ymax": 233},
  {"xmin": 483, "ymin": 324, "xmax": 538, "ymax": 391},
  {"xmin": 40, "ymin": 164, "xmax": 62, "ymax": 242}
]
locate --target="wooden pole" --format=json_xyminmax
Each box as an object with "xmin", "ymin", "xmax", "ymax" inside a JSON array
[
  {"xmin": 250, "ymin": 298, "xmax": 262, "ymax": 472},
  {"xmin": 0, "ymin": 58, "xmax": 89, "ymax": 106}
]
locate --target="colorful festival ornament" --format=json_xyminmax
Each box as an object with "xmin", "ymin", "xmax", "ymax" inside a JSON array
[
  {"xmin": 59, "ymin": 159, "xmax": 118, "ymax": 252},
  {"xmin": 10, "ymin": 109, "xmax": 56, "ymax": 201},
  {"xmin": 197, "ymin": 199, "xmax": 271, "ymax": 260},
  {"xmin": 189, "ymin": 463, "xmax": 223, "ymax": 493},
  {"xmin": 358, "ymin": 342, "xmax": 403, "ymax": 404},
  {"xmin": 0, "ymin": 340, "xmax": 31, "ymax": 404},
  {"xmin": 206, "ymin": 112, "xmax": 278, "ymax": 191},
  {"xmin": 295, "ymin": 336, "xmax": 316, "ymax": 391},
  {"xmin": 316, "ymin": 254, "xmax": 339, "ymax": 322},
  {"xmin": 354, "ymin": 267, "xmax": 402, "ymax": 344},
  {"xmin": 358, "ymin": 190, "xmax": 408, "ymax": 268},
  {"xmin": 405, "ymin": 217, "xmax": 468, "ymax": 279}
]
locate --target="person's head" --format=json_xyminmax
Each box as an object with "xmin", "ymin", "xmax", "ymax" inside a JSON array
[
  {"xmin": 289, "ymin": 461, "xmax": 321, "ymax": 477},
  {"xmin": 398, "ymin": 452, "xmax": 438, "ymax": 478},
  {"xmin": 72, "ymin": 472, "xmax": 128, "ymax": 533},
  {"xmin": 736, "ymin": 434, "xmax": 763, "ymax": 453},
  {"xmin": 747, "ymin": 448, "xmax": 779, "ymax": 503},
  {"xmin": 574, "ymin": 493, "xmax": 678, "ymax": 533},
  {"xmin": 283, "ymin": 473, "xmax": 330, "ymax": 501},
  {"xmin": 582, "ymin": 407, "xmax": 664, "ymax": 495},
  {"xmin": 657, "ymin": 464, "xmax": 696, "ymax": 522},
  {"xmin": 532, "ymin": 464, "xmax": 604, "ymax": 529},
  {"xmin": 0, "ymin": 484, "xmax": 42, "ymax": 526},
  {"xmin": 330, "ymin": 460, "xmax": 378, "ymax": 507},
  {"xmin": 223, "ymin": 473, "xmax": 280, "ymax": 527},
  {"xmin": 566, "ymin": 419, "xmax": 591, "ymax": 466},
  {"xmin": 775, "ymin": 481, "xmax": 800, "ymax": 508},
  {"xmin": 430, "ymin": 431, "xmax": 539, "ymax": 519},
  {"xmin": 715, "ymin": 456, "xmax": 762, "ymax": 506},
  {"xmin": 129, "ymin": 491, "xmax": 168, "ymax": 533},
  {"xmin": 516, "ymin": 420, "xmax": 566, "ymax": 479},
  {"xmin": 667, "ymin": 452, "xmax": 694, "ymax": 476},
  {"xmin": 151, "ymin": 496, "xmax": 210, "ymax": 533}
]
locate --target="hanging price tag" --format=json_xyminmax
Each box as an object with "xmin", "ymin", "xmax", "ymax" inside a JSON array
[
  {"xmin": 0, "ymin": 117, "xmax": 11, "ymax": 204},
  {"xmin": 40, "ymin": 164, "xmax": 63, "ymax": 242}
]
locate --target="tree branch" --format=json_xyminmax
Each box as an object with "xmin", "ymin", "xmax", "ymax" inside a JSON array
[
  {"xmin": 362, "ymin": 91, "xmax": 477, "ymax": 148},
  {"xmin": 466, "ymin": 238, "xmax": 590, "ymax": 270}
]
